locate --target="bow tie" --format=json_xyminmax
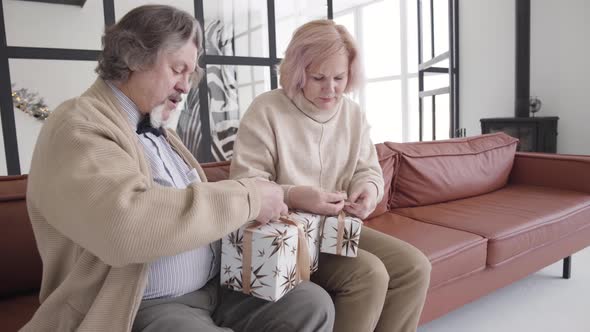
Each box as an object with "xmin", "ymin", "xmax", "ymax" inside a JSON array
[{"xmin": 136, "ymin": 114, "xmax": 165, "ymax": 137}]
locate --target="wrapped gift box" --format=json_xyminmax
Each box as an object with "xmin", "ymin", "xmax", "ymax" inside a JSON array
[
  {"xmin": 320, "ymin": 212, "xmax": 363, "ymax": 257},
  {"xmin": 287, "ymin": 211, "xmax": 322, "ymax": 273},
  {"xmin": 221, "ymin": 219, "xmax": 310, "ymax": 301}
]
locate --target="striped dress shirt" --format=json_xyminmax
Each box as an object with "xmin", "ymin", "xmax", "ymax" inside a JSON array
[{"xmin": 107, "ymin": 82, "xmax": 220, "ymax": 299}]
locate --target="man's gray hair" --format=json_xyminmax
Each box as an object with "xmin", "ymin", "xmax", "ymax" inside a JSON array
[{"xmin": 96, "ymin": 5, "xmax": 203, "ymax": 82}]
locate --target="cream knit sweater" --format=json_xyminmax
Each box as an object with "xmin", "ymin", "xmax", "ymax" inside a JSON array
[
  {"xmin": 230, "ymin": 89, "xmax": 384, "ymax": 205},
  {"xmin": 23, "ymin": 79, "xmax": 261, "ymax": 331}
]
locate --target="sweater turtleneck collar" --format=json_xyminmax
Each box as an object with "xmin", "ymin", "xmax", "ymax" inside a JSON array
[{"xmin": 292, "ymin": 91, "xmax": 343, "ymax": 124}]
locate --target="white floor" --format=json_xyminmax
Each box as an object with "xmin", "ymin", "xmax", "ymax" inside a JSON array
[{"xmin": 418, "ymin": 246, "xmax": 590, "ymax": 332}]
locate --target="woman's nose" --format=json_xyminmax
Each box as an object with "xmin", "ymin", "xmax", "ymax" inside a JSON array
[{"xmin": 323, "ymin": 80, "xmax": 335, "ymax": 92}]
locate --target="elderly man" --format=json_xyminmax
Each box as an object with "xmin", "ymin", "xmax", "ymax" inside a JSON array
[{"xmin": 22, "ymin": 5, "xmax": 334, "ymax": 332}]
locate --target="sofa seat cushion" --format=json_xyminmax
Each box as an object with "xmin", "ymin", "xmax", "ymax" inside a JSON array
[
  {"xmin": 0, "ymin": 294, "xmax": 39, "ymax": 331},
  {"xmin": 386, "ymin": 133, "xmax": 518, "ymax": 208},
  {"xmin": 393, "ymin": 184, "xmax": 590, "ymax": 267},
  {"xmin": 365, "ymin": 213, "xmax": 487, "ymax": 288}
]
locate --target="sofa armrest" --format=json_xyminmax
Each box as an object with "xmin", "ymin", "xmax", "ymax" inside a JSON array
[{"xmin": 509, "ymin": 152, "xmax": 590, "ymax": 194}]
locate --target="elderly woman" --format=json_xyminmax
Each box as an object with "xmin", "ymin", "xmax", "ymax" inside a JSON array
[{"xmin": 230, "ymin": 20, "xmax": 431, "ymax": 332}]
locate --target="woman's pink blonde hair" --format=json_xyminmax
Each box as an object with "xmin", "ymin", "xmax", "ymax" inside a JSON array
[{"xmin": 279, "ymin": 19, "xmax": 364, "ymax": 99}]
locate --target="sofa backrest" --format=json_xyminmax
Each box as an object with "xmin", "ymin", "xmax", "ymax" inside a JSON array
[
  {"xmin": 385, "ymin": 133, "xmax": 519, "ymax": 208},
  {"xmin": 367, "ymin": 143, "xmax": 397, "ymax": 219},
  {"xmin": 0, "ymin": 175, "xmax": 43, "ymax": 298},
  {"xmin": 201, "ymin": 161, "xmax": 231, "ymax": 182}
]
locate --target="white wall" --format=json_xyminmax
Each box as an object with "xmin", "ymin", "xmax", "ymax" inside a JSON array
[
  {"xmin": 115, "ymin": 0, "xmax": 194, "ymax": 21},
  {"xmin": 4, "ymin": 0, "xmax": 104, "ymax": 50},
  {"xmin": 531, "ymin": 0, "xmax": 590, "ymax": 155},
  {"xmin": 9, "ymin": 59, "xmax": 98, "ymax": 173},
  {"xmin": 458, "ymin": 0, "xmax": 515, "ymax": 138},
  {"xmin": 459, "ymin": 0, "xmax": 589, "ymax": 155}
]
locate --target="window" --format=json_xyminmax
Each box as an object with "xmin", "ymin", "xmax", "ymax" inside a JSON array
[
  {"xmin": 334, "ymin": 0, "xmax": 407, "ymax": 143},
  {"xmin": 0, "ymin": 0, "xmax": 458, "ymax": 174},
  {"xmin": 334, "ymin": 0, "xmax": 458, "ymax": 143},
  {"xmin": 417, "ymin": 0, "xmax": 459, "ymax": 141},
  {"xmin": 179, "ymin": 0, "xmax": 328, "ymax": 162}
]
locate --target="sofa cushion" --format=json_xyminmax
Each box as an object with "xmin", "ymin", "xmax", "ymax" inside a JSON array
[
  {"xmin": 201, "ymin": 161, "xmax": 230, "ymax": 182},
  {"xmin": 385, "ymin": 133, "xmax": 518, "ymax": 208},
  {"xmin": 393, "ymin": 184, "xmax": 590, "ymax": 266},
  {"xmin": 0, "ymin": 177, "xmax": 42, "ymax": 298},
  {"xmin": 0, "ymin": 175, "xmax": 27, "ymax": 196},
  {"xmin": 0, "ymin": 294, "xmax": 39, "ymax": 331},
  {"xmin": 367, "ymin": 143, "xmax": 397, "ymax": 219},
  {"xmin": 365, "ymin": 213, "xmax": 487, "ymax": 288}
]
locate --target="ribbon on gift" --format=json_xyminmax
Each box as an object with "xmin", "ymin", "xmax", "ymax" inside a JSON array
[
  {"xmin": 280, "ymin": 217, "xmax": 311, "ymax": 282},
  {"xmin": 241, "ymin": 218, "xmax": 311, "ymax": 295},
  {"xmin": 317, "ymin": 211, "xmax": 346, "ymax": 255},
  {"xmin": 333, "ymin": 211, "xmax": 364, "ymax": 256},
  {"xmin": 241, "ymin": 221, "xmax": 258, "ymax": 295},
  {"xmin": 336, "ymin": 211, "xmax": 346, "ymax": 256}
]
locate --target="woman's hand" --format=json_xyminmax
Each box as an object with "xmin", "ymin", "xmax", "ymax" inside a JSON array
[
  {"xmin": 343, "ymin": 183, "xmax": 377, "ymax": 220},
  {"xmin": 288, "ymin": 186, "xmax": 347, "ymax": 215}
]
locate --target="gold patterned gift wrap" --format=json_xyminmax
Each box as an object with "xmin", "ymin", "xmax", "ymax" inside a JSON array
[
  {"xmin": 286, "ymin": 211, "xmax": 322, "ymax": 273},
  {"xmin": 220, "ymin": 218, "xmax": 311, "ymax": 301},
  {"xmin": 320, "ymin": 212, "xmax": 363, "ymax": 257}
]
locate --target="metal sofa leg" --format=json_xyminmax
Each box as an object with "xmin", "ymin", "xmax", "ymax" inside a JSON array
[{"xmin": 563, "ymin": 256, "xmax": 571, "ymax": 279}]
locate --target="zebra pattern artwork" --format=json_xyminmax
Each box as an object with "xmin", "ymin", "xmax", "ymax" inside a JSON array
[{"xmin": 177, "ymin": 19, "xmax": 241, "ymax": 162}]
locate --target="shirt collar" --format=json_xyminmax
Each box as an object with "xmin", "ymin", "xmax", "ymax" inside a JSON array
[{"xmin": 105, "ymin": 81, "xmax": 143, "ymax": 128}]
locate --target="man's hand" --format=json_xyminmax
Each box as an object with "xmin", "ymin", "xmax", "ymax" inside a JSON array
[
  {"xmin": 288, "ymin": 186, "xmax": 347, "ymax": 216},
  {"xmin": 254, "ymin": 180, "xmax": 289, "ymax": 224},
  {"xmin": 343, "ymin": 183, "xmax": 378, "ymax": 220}
]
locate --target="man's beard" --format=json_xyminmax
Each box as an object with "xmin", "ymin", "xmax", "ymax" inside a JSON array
[
  {"xmin": 149, "ymin": 103, "xmax": 168, "ymax": 129},
  {"xmin": 149, "ymin": 95, "xmax": 183, "ymax": 129}
]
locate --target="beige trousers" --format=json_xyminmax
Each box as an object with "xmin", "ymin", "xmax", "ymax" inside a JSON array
[{"xmin": 311, "ymin": 227, "xmax": 431, "ymax": 332}]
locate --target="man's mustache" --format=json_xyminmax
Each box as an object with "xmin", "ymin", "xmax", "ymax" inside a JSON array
[{"xmin": 169, "ymin": 94, "xmax": 182, "ymax": 103}]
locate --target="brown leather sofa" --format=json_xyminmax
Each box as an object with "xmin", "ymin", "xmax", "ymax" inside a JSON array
[
  {"xmin": 2, "ymin": 133, "xmax": 589, "ymax": 330},
  {"xmin": 366, "ymin": 133, "xmax": 590, "ymax": 323}
]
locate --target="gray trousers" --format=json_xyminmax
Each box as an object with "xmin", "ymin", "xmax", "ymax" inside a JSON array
[{"xmin": 132, "ymin": 278, "xmax": 334, "ymax": 332}]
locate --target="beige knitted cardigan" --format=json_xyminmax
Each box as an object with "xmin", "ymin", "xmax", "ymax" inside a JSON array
[{"xmin": 22, "ymin": 78, "xmax": 260, "ymax": 331}]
